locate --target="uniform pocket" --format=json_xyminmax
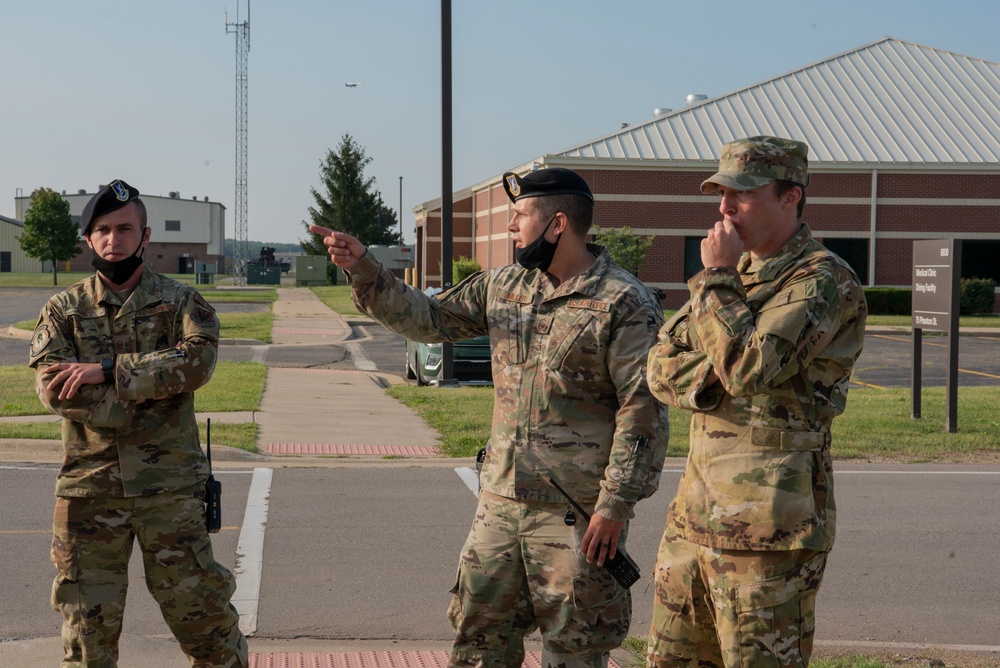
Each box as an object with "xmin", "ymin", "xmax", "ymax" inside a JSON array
[
  {"xmin": 50, "ymin": 536, "xmax": 80, "ymax": 611},
  {"xmin": 491, "ymin": 303, "xmax": 525, "ymax": 373},
  {"xmin": 733, "ymin": 552, "xmax": 826, "ymax": 667}
]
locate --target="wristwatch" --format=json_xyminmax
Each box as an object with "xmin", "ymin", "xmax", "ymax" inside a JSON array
[{"xmin": 100, "ymin": 357, "xmax": 115, "ymax": 384}]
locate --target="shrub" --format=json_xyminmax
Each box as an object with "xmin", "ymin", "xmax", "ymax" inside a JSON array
[
  {"xmin": 960, "ymin": 277, "xmax": 997, "ymax": 315},
  {"xmin": 439, "ymin": 256, "xmax": 482, "ymax": 286}
]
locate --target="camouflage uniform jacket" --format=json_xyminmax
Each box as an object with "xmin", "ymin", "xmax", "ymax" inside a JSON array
[
  {"xmin": 348, "ymin": 245, "xmax": 669, "ymax": 523},
  {"xmin": 646, "ymin": 224, "xmax": 866, "ymax": 551},
  {"xmin": 29, "ymin": 269, "xmax": 219, "ymax": 498}
]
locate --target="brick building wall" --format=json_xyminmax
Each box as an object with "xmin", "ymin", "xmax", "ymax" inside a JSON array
[{"xmin": 414, "ymin": 165, "xmax": 1000, "ymax": 309}]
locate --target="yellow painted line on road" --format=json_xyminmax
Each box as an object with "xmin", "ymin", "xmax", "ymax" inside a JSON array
[
  {"xmin": 0, "ymin": 526, "xmax": 241, "ymax": 535},
  {"xmin": 960, "ymin": 367, "xmax": 1000, "ymax": 380},
  {"xmin": 871, "ymin": 334, "xmax": 912, "ymax": 343},
  {"xmin": 851, "ymin": 379, "xmax": 888, "ymax": 390}
]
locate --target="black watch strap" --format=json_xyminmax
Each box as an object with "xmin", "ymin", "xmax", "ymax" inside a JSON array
[{"xmin": 101, "ymin": 357, "xmax": 115, "ymax": 384}]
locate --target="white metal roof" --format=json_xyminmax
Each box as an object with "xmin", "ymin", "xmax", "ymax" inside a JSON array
[{"xmin": 555, "ymin": 37, "xmax": 1000, "ymax": 167}]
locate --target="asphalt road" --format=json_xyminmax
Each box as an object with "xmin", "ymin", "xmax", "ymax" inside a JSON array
[{"xmin": 2, "ymin": 461, "xmax": 998, "ymax": 656}]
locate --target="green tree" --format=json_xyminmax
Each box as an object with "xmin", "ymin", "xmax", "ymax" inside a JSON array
[
  {"xmin": 18, "ymin": 187, "xmax": 82, "ymax": 286},
  {"xmin": 591, "ymin": 225, "xmax": 654, "ymax": 277},
  {"xmin": 301, "ymin": 134, "xmax": 402, "ymax": 260}
]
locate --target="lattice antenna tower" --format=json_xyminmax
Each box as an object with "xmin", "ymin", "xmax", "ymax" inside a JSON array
[{"xmin": 226, "ymin": 1, "xmax": 250, "ymax": 286}]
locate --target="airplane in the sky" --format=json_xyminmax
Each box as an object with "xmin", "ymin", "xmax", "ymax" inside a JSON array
[{"xmin": 345, "ymin": 82, "xmax": 360, "ymax": 88}]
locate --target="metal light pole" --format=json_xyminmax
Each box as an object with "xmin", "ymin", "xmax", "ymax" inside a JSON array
[{"xmin": 439, "ymin": 0, "xmax": 455, "ymax": 386}]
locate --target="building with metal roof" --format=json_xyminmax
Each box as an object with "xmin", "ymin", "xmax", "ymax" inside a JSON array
[
  {"xmin": 15, "ymin": 188, "xmax": 226, "ymax": 278},
  {"xmin": 413, "ymin": 37, "xmax": 1000, "ymax": 309},
  {"xmin": 0, "ymin": 214, "xmax": 43, "ymax": 273}
]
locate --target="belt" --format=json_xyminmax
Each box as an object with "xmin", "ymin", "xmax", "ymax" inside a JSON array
[{"xmin": 750, "ymin": 426, "xmax": 830, "ymax": 451}]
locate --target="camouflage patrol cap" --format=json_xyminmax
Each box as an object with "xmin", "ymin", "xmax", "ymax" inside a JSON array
[
  {"xmin": 502, "ymin": 168, "xmax": 594, "ymax": 203},
  {"xmin": 701, "ymin": 136, "xmax": 810, "ymax": 194},
  {"xmin": 81, "ymin": 179, "xmax": 140, "ymax": 235}
]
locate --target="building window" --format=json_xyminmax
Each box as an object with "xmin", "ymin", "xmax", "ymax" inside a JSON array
[
  {"xmin": 684, "ymin": 237, "xmax": 704, "ymax": 281},
  {"xmin": 165, "ymin": 220, "xmax": 181, "ymax": 232},
  {"xmin": 822, "ymin": 238, "xmax": 868, "ymax": 284},
  {"xmin": 961, "ymin": 240, "xmax": 1000, "ymax": 283}
]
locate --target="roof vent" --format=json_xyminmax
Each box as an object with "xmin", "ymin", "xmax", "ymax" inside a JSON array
[
  {"xmin": 204, "ymin": 196, "xmax": 209, "ymax": 202},
  {"xmin": 169, "ymin": 191, "xmax": 179, "ymax": 199},
  {"xmin": 686, "ymin": 94, "xmax": 708, "ymax": 106},
  {"xmin": 653, "ymin": 107, "xmax": 672, "ymax": 116},
  {"xmin": 78, "ymin": 189, "xmax": 87, "ymax": 195}
]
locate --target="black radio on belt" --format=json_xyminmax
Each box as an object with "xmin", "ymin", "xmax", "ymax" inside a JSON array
[
  {"xmin": 205, "ymin": 418, "xmax": 222, "ymax": 534},
  {"xmin": 547, "ymin": 477, "xmax": 641, "ymax": 589}
]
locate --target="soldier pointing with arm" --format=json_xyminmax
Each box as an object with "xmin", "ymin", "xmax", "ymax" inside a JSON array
[
  {"xmin": 29, "ymin": 180, "xmax": 247, "ymax": 668},
  {"xmin": 645, "ymin": 137, "xmax": 867, "ymax": 668},
  {"xmin": 312, "ymin": 166, "xmax": 669, "ymax": 668}
]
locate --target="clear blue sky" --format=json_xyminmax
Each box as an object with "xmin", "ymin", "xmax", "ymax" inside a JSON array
[{"xmin": 3, "ymin": 1, "xmax": 998, "ymax": 245}]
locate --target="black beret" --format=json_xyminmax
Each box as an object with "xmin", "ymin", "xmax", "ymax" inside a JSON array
[
  {"xmin": 502, "ymin": 168, "xmax": 593, "ymax": 203},
  {"xmin": 81, "ymin": 179, "xmax": 140, "ymax": 235}
]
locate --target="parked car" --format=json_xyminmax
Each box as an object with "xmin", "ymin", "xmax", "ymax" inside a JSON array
[{"xmin": 404, "ymin": 288, "xmax": 493, "ymax": 386}]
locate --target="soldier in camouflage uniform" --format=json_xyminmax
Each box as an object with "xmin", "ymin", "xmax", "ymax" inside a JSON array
[
  {"xmin": 645, "ymin": 137, "xmax": 867, "ymax": 667},
  {"xmin": 311, "ymin": 167, "xmax": 669, "ymax": 668},
  {"xmin": 28, "ymin": 180, "xmax": 247, "ymax": 668}
]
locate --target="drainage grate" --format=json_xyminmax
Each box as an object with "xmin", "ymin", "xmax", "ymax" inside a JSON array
[
  {"xmin": 268, "ymin": 443, "xmax": 440, "ymax": 456},
  {"xmin": 249, "ymin": 651, "xmax": 619, "ymax": 668}
]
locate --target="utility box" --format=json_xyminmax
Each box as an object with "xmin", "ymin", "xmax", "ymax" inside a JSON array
[
  {"xmin": 295, "ymin": 255, "xmax": 330, "ymax": 287},
  {"xmin": 195, "ymin": 261, "xmax": 217, "ymax": 285},
  {"xmin": 247, "ymin": 265, "xmax": 280, "ymax": 285},
  {"xmin": 367, "ymin": 245, "xmax": 414, "ymax": 278}
]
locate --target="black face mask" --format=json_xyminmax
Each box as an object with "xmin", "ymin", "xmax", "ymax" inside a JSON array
[
  {"xmin": 91, "ymin": 231, "xmax": 147, "ymax": 285},
  {"xmin": 515, "ymin": 213, "xmax": 560, "ymax": 271}
]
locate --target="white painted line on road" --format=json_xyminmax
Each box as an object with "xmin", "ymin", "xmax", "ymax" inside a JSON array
[
  {"xmin": 346, "ymin": 342, "xmax": 377, "ymax": 371},
  {"xmin": 0, "ymin": 465, "xmax": 58, "ymax": 471},
  {"xmin": 816, "ymin": 639, "xmax": 1000, "ymax": 653},
  {"xmin": 233, "ymin": 466, "xmax": 272, "ymax": 637},
  {"xmin": 455, "ymin": 467, "xmax": 479, "ymax": 497},
  {"xmin": 836, "ymin": 470, "xmax": 1000, "ymax": 475}
]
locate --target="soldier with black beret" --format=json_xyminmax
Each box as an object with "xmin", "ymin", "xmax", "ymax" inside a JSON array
[
  {"xmin": 29, "ymin": 180, "xmax": 247, "ymax": 667},
  {"xmin": 311, "ymin": 165, "xmax": 669, "ymax": 668}
]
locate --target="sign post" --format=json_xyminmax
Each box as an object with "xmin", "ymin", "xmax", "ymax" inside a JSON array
[{"xmin": 911, "ymin": 239, "xmax": 961, "ymax": 432}]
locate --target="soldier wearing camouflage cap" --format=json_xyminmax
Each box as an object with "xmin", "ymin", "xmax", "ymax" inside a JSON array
[
  {"xmin": 29, "ymin": 180, "xmax": 247, "ymax": 667},
  {"xmin": 311, "ymin": 166, "xmax": 669, "ymax": 668},
  {"xmin": 645, "ymin": 137, "xmax": 867, "ymax": 667}
]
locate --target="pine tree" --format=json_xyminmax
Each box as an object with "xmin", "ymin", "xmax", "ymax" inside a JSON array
[
  {"xmin": 18, "ymin": 187, "xmax": 82, "ymax": 286},
  {"xmin": 301, "ymin": 134, "xmax": 402, "ymax": 261}
]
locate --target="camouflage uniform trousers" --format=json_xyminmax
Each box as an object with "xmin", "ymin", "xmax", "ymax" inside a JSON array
[
  {"xmin": 50, "ymin": 483, "xmax": 248, "ymax": 668},
  {"xmin": 447, "ymin": 490, "xmax": 630, "ymax": 668},
  {"xmin": 647, "ymin": 525, "xmax": 826, "ymax": 668}
]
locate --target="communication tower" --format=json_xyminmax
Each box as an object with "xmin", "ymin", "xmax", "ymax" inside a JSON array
[{"xmin": 226, "ymin": 2, "xmax": 250, "ymax": 285}]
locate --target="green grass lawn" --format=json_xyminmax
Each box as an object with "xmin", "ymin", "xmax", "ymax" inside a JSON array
[
  {"xmin": 386, "ymin": 383, "xmax": 998, "ymax": 461},
  {"xmin": 866, "ymin": 313, "xmax": 1000, "ymax": 328},
  {"xmin": 12, "ymin": 310, "xmax": 274, "ymax": 343},
  {"xmin": 0, "ymin": 361, "xmax": 265, "ymax": 452},
  {"xmin": 310, "ymin": 285, "xmax": 364, "ymax": 317},
  {"xmin": 616, "ymin": 635, "xmax": 900, "ymax": 668}
]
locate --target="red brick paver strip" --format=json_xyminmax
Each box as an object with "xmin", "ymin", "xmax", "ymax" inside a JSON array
[
  {"xmin": 272, "ymin": 328, "xmax": 348, "ymax": 336},
  {"xmin": 268, "ymin": 443, "xmax": 440, "ymax": 456},
  {"xmin": 249, "ymin": 651, "xmax": 619, "ymax": 668}
]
